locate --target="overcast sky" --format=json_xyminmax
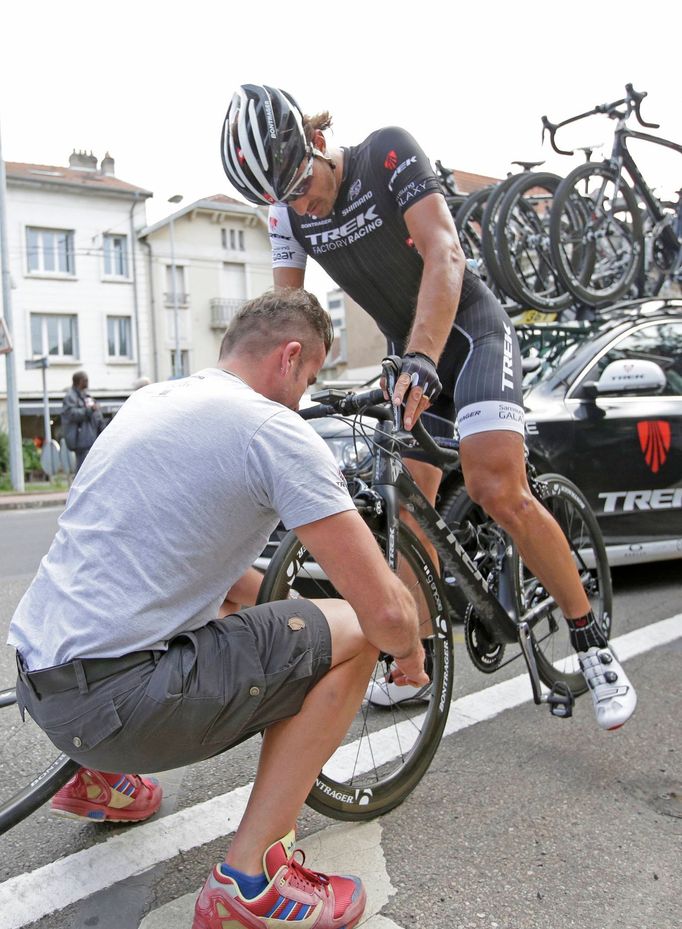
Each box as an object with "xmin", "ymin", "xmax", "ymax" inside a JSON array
[{"xmin": 2, "ymin": 0, "xmax": 679, "ymax": 297}]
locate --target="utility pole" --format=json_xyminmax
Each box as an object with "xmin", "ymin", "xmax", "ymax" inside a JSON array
[{"xmin": 0, "ymin": 121, "xmax": 24, "ymax": 491}]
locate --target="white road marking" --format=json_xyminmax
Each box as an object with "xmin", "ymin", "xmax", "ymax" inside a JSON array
[
  {"xmin": 139, "ymin": 821, "xmax": 401, "ymax": 929},
  {"xmin": 0, "ymin": 614, "xmax": 679, "ymax": 929}
]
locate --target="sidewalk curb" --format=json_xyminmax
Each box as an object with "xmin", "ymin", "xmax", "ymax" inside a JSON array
[{"xmin": 0, "ymin": 493, "xmax": 68, "ymax": 511}]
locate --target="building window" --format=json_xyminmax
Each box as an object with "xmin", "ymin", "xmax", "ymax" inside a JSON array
[
  {"xmin": 26, "ymin": 227, "xmax": 75, "ymax": 275},
  {"xmin": 222, "ymin": 228, "xmax": 245, "ymax": 250},
  {"xmin": 107, "ymin": 316, "xmax": 133, "ymax": 358},
  {"xmin": 103, "ymin": 234, "xmax": 129, "ymax": 277},
  {"xmin": 170, "ymin": 349, "xmax": 190, "ymax": 378},
  {"xmin": 30, "ymin": 313, "xmax": 79, "ymax": 358},
  {"xmin": 164, "ymin": 264, "xmax": 188, "ymax": 305}
]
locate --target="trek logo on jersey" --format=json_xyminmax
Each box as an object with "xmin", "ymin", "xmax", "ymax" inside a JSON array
[
  {"xmin": 637, "ymin": 420, "xmax": 671, "ymax": 474},
  {"xmin": 349, "ymin": 178, "xmax": 362, "ymax": 200},
  {"xmin": 304, "ymin": 205, "xmax": 383, "ymax": 254},
  {"xmin": 384, "ymin": 150, "xmax": 398, "ymax": 170},
  {"xmin": 269, "ymin": 216, "xmax": 278, "ymax": 230},
  {"xmin": 388, "ymin": 156, "xmax": 417, "ymax": 192},
  {"xmin": 501, "ymin": 323, "xmax": 515, "ymax": 391}
]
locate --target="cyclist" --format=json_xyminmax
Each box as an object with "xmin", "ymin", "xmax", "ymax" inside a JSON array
[
  {"xmin": 8, "ymin": 289, "xmax": 428, "ymax": 929},
  {"xmin": 221, "ymin": 84, "xmax": 637, "ymax": 731}
]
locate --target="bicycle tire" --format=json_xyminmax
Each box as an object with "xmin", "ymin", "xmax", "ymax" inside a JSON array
[
  {"xmin": 550, "ymin": 162, "xmax": 644, "ymax": 306},
  {"xmin": 454, "ymin": 186, "xmax": 505, "ymax": 297},
  {"xmin": 0, "ymin": 687, "xmax": 79, "ymax": 836},
  {"xmin": 438, "ymin": 475, "xmax": 612, "ymax": 697},
  {"xmin": 480, "ymin": 174, "xmax": 529, "ymax": 300},
  {"xmin": 524, "ymin": 473, "xmax": 613, "ymax": 695},
  {"xmin": 494, "ymin": 172, "xmax": 576, "ymax": 311},
  {"xmin": 257, "ymin": 516, "xmax": 454, "ymax": 821}
]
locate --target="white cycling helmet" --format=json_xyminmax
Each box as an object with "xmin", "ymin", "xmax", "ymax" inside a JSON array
[{"xmin": 221, "ymin": 84, "xmax": 308, "ymax": 205}]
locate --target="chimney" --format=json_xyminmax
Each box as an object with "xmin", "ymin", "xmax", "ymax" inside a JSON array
[
  {"xmin": 100, "ymin": 152, "xmax": 115, "ymax": 176},
  {"xmin": 68, "ymin": 149, "xmax": 98, "ymax": 171}
]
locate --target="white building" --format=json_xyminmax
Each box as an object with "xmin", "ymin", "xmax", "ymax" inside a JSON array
[
  {"xmin": 0, "ymin": 150, "xmax": 152, "ymax": 437},
  {"xmin": 139, "ymin": 196, "xmax": 272, "ymax": 380}
]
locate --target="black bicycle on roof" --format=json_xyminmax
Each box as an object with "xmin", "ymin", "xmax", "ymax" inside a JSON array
[
  {"xmin": 544, "ymin": 82, "xmax": 682, "ymax": 307},
  {"xmin": 257, "ymin": 357, "xmax": 612, "ymax": 822}
]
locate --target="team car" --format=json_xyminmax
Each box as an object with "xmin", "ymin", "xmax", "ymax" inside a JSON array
[{"xmin": 297, "ymin": 298, "xmax": 682, "ymax": 568}]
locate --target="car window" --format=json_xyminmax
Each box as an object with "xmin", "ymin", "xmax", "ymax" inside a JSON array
[{"xmin": 581, "ymin": 321, "xmax": 682, "ymax": 396}]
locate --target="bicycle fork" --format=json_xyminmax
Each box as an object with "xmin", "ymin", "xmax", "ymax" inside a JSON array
[{"xmin": 517, "ymin": 622, "xmax": 575, "ymax": 719}]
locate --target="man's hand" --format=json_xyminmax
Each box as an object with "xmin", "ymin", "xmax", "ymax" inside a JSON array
[
  {"xmin": 391, "ymin": 643, "xmax": 430, "ymax": 688},
  {"xmin": 391, "ymin": 352, "xmax": 441, "ymax": 430}
]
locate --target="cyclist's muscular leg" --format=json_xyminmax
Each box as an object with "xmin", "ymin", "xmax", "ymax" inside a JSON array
[{"xmin": 459, "ymin": 431, "xmax": 590, "ymax": 619}]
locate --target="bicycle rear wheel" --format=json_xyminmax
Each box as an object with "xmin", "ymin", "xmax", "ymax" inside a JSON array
[
  {"xmin": 0, "ymin": 687, "xmax": 78, "ymax": 836},
  {"xmin": 522, "ymin": 473, "xmax": 613, "ymax": 695},
  {"xmin": 257, "ymin": 516, "xmax": 454, "ymax": 821},
  {"xmin": 550, "ymin": 162, "xmax": 643, "ymax": 306}
]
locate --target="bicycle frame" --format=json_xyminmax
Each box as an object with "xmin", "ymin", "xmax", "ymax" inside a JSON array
[
  {"xmin": 613, "ymin": 125, "xmax": 682, "ymax": 256},
  {"xmin": 367, "ymin": 418, "xmax": 521, "ymax": 645}
]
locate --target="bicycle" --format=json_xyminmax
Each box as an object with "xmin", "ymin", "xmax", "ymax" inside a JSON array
[
  {"xmin": 544, "ymin": 83, "xmax": 682, "ymax": 307},
  {"xmin": 0, "ymin": 362, "xmax": 611, "ymax": 834},
  {"xmin": 256, "ymin": 357, "xmax": 612, "ymax": 821}
]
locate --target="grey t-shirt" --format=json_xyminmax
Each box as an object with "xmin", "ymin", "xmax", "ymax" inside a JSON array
[{"xmin": 8, "ymin": 369, "xmax": 353, "ymax": 669}]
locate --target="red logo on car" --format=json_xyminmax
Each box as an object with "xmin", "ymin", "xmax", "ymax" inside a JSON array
[
  {"xmin": 637, "ymin": 420, "xmax": 671, "ymax": 473},
  {"xmin": 384, "ymin": 150, "xmax": 398, "ymax": 170}
]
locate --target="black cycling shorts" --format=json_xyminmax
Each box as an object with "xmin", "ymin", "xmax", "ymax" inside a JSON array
[{"xmin": 389, "ymin": 276, "xmax": 525, "ymax": 463}]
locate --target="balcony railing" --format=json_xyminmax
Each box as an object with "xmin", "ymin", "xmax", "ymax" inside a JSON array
[
  {"xmin": 210, "ymin": 297, "xmax": 246, "ymax": 329},
  {"xmin": 163, "ymin": 292, "xmax": 190, "ymax": 307}
]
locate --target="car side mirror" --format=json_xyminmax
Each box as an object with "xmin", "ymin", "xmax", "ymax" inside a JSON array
[
  {"xmin": 578, "ymin": 381, "xmax": 599, "ymax": 401},
  {"xmin": 596, "ymin": 359, "xmax": 667, "ymax": 395}
]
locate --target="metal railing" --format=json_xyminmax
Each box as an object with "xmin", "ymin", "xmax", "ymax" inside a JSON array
[{"xmin": 210, "ymin": 297, "xmax": 246, "ymax": 328}]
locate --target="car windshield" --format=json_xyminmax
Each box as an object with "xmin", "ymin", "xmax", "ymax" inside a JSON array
[{"xmin": 517, "ymin": 322, "xmax": 597, "ymax": 389}]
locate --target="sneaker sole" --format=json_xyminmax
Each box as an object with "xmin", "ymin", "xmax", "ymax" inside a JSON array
[{"xmin": 50, "ymin": 802, "xmax": 159, "ymax": 823}]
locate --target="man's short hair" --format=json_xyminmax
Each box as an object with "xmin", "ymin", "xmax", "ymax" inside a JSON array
[
  {"xmin": 72, "ymin": 370, "xmax": 88, "ymax": 388},
  {"xmin": 219, "ymin": 289, "xmax": 334, "ymax": 360}
]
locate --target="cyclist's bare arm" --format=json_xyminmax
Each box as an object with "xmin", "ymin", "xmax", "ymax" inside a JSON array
[
  {"xmin": 393, "ymin": 193, "xmax": 466, "ymax": 426},
  {"xmin": 295, "ymin": 509, "xmax": 428, "ymax": 685},
  {"xmin": 274, "ymin": 267, "xmax": 306, "ymax": 289}
]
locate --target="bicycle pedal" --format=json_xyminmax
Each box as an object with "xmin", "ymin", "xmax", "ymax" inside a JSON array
[{"xmin": 546, "ymin": 681, "xmax": 574, "ymax": 719}]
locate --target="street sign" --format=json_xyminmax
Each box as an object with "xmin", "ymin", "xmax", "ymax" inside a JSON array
[
  {"xmin": 24, "ymin": 355, "xmax": 49, "ymax": 369},
  {"xmin": 0, "ymin": 316, "xmax": 11, "ymax": 354}
]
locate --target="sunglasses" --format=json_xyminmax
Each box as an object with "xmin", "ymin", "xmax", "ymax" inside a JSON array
[{"xmin": 281, "ymin": 149, "xmax": 316, "ymax": 203}]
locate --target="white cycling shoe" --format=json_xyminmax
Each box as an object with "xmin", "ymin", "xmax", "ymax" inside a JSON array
[
  {"xmin": 364, "ymin": 676, "xmax": 432, "ymax": 707},
  {"xmin": 579, "ymin": 646, "xmax": 637, "ymax": 730}
]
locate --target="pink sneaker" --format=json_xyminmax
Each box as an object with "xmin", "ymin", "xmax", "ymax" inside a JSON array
[
  {"xmin": 193, "ymin": 831, "xmax": 366, "ymax": 929},
  {"xmin": 50, "ymin": 768, "xmax": 162, "ymax": 822}
]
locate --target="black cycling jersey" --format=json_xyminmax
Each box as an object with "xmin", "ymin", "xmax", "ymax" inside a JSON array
[{"xmin": 270, "ymin": 126, "xmax": 524, "ymax": 450}]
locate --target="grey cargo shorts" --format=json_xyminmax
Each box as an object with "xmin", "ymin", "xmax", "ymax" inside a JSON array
[{"xmin": 15, "ymin": 599, "xmax": 332, "ymax": 774}]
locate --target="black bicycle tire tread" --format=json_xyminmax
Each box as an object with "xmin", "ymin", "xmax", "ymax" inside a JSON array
[{"xmin": 257, "ymin": 516, "xmax": 454, "ymax": 821}]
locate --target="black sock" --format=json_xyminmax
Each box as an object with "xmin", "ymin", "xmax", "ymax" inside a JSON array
[{"xmin": 566, "ymin": 611, "xmax": 608, "ymax": 652}]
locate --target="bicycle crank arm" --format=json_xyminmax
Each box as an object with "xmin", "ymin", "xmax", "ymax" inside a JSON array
[{"xmin": 517, "ymin": 622, "xmax": 574, "ymax": 719}]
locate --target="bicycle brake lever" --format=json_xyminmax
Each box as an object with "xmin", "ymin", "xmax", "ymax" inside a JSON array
[{"xmin": 625, "ymin": 82, "xmax": 660, "ymax": 129}]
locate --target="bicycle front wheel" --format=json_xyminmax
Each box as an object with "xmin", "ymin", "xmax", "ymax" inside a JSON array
[
  {"xmin": 258, "ymin": 517, "xmax": 454, "ymax": 821},
  {"xmin": 550, "ymin": 162, "xmax": 643, "ymax": 306},
  {"xmin": 521, "ymin": 473, "xmax": 613, "ymax": 696}
]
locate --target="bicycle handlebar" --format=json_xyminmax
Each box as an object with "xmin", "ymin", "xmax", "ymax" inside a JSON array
[
  {"xmin": 300, "ymin": 380, "xmax": 459, "ymax": 468},
  {"xmin": 542, "ymin": 83, "xmax": 660, "ymax": 156}
]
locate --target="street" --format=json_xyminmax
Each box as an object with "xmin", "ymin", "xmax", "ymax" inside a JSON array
[{"xmin": 0, "ymin": 507, "xmax": 680, "ymax": 929}]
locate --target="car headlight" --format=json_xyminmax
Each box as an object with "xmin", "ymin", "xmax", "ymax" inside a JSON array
[{"xmin": 326, "ymin": 437, "xmax": 373, "ymax": 476}]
